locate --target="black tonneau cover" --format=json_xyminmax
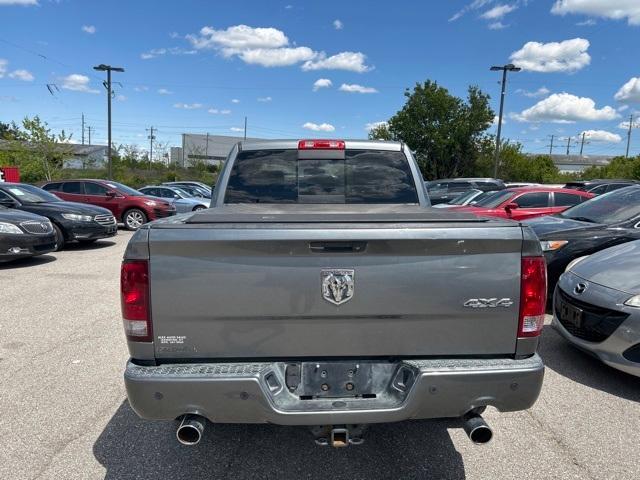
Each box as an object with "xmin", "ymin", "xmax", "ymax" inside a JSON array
[{"xmin": 182, "ymin": 204, "xmax": 505, "ymax": 224}]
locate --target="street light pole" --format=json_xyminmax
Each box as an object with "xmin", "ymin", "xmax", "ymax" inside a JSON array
[
  {"xmin": 93, "ymin": 64, "xmax": 124, "ymax": 180},
  {"xmin": 490, "ymin": 64, "xmax": 521, "ymax": 178}
]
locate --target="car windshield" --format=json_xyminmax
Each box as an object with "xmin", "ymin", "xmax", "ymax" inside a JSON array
[
  {"xmin": 560, "ymin": 186, "xmax": 640, "ymax": 225},
  {"xmin": 104, "ymin": 181, "xmax": 143, "ymax": 196},
  {"xmin": 3, "ymin": 184, "xmax": 62, "ymax": 203},
  {"xmin": 449, "ymin": 189, "xmax": 482, "ymax": 205},
  {"xmin": 472, "ymin": 190, "xmax": 514, "ymax": 208},
  {"xmin": 171, "ymin": 187, "xmax": 191, "ymax": 198}
]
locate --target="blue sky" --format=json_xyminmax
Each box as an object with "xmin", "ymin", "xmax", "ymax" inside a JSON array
[{"xmin": 1, "ymin": 0, "xmax": 640, "ymax": 157}]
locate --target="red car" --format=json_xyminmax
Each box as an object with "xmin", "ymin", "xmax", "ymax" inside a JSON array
[
  {"xmin": 448, "ymin": 187, "xmax": 594, "ymax": 221},
  {"xmin": 42, "ymin": 179, "xmax": 176, "ymax": 230}
]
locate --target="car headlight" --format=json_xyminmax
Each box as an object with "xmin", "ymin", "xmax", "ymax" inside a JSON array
[
  {"xmin": 61, "ymin": 213, "xmax": 94, "ymax": 222},
  {"xmin": 144, "ymin": 200, "xmax": 157, "ymax": 206},
  {"xmin": 540, "ymin": 240, "xmax": 568, "ymax": 252},
  {"xmin": 0, "ymin": 222, "xmax": 23, "ymax": 234},
  {"xmin": 565, "ymin": 256, "xmax": 589, "ymax": 272},
  {"xmin": 624, "ymin": 295, "xmax": 640, "ymax": 308}
]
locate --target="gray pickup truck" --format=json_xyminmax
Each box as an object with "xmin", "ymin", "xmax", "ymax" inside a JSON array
[{"xmin": 121, "ymin": 139, "xmax": 546, "ymax": 447}]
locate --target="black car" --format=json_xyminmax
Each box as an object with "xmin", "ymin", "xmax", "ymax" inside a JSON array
[
  {"xmin": 425, "ymin": 178, "xmax": 505, "ymax": 205},
  {"xmin": 564, "ymin": 179, "xmax": 637, "ymax": 196},
  {"xmin": 0, "ymin": 183, "xmax": 118, "ymax": 250},
  {"xmin": 525, "ymin": 185, "xmax": 640, "ymax": 296},
  {"xmin": 0, "ymin": 207, "xmax": 57, "ymax": 262}
]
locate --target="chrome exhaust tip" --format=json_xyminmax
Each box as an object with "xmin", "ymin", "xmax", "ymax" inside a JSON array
[
  {"xmin": 176, "ymin": 414, "xmax": 206, "ymax": 446},
  {"xmin": 463, "ymin": 413, "xmax": 493, "ymax": 445}
]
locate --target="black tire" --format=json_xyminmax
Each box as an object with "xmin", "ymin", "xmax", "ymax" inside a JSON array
[
  {"xmin": 192, "ymin": 205, "xmax": 207, "ymax": 211},
  {"xmin": 123, "ymin": 209, "xmax": 148, "ymax": 231},
  {"xmin": 53, "ymin": 224, "xmax": 65, "ymax": 251}
]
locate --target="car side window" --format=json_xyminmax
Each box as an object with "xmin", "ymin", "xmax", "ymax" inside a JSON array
[
  {"xmin": 474, "ymin": 181, "xmax": 499, "ymax": 191},
  {"xmin": 0, "ymin": 190, "xmax": 16, "ymax": 203},
  {"xmin": 84, "ymin": 182, "xmax": 109, "ymax": 196},
  {"xmin": 606, "ymin": 183, "xmax": 628, "ymax": 193},
  {"xmin": 554, "ymin": 192, "xmax": 583, "ymax": 207},
  {"xmin": 42, "ymin": 182, "xmax": 62, "ymax": 191},
  {"xmin": 514, "ymin": 192, "xmax": 550, "ymax": 208},
  {"xmin": 62, "ymin": 182, "xmax": 83, "ymax": 194},
  {"xmin": 589, "ymin": 185, "xmax": 607, "ymax": 195},
  {"xmin": 143, "ymin": 188, "xmax": 158, "ymax": 196},
  {"xmin": 157, "ymin": 189, "xmax": 174, "ymax": 198}
]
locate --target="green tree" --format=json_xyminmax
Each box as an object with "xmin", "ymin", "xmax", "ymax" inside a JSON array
[
  {"xmin": 367, "ymin": 123, "xmax": 394, "ymax": 141},
  {"xmin": 387, "ymin": 80, "xmax": 494, "ymax": 179}
]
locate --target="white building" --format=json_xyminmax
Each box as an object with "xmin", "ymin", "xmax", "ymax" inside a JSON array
[{"xmin": 180, "ymin": 134, "xmax": 264, "ymax": 168}]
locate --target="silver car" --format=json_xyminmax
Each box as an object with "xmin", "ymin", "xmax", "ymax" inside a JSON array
[
  {"xmin": 138, "ymin": 186, "xmax": 209, "ymax": 213},
  {"xmin": 553, "ymin": 240, "xmax": 640, "ymax": 377}
]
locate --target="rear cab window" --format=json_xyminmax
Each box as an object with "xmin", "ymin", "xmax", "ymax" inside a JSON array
[{"xmin": 224, "ymin": 149, "xmax": 419, "ymax": 204}]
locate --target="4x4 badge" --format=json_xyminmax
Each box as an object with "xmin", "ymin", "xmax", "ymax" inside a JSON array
[
  {"xmin": 464, "ymin": 298, "xmax": 514, "ymax": 308},
  {"xmin": 321, "ymin": 269, "xmax": 355, "ymax": 305}
]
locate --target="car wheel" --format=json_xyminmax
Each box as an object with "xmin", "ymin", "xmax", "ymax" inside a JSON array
[
  {"xmin": 53, "ymin": 224, "xmax": 65, "ymax": 251},
  {"xmin": 123, "ymin": 209, "xmax": 147, "ymax": 230},
  {"xmin": 193, "ymin": 205, "xmax": 206, "ymax": 211}
]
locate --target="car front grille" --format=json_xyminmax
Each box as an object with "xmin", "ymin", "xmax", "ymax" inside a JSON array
[
  {"xmin": 33, "ymin": 243, "xmax": 56, "ymax": 252},
  {"xmin": 20, "ymin": 220, "xmax": 53, "ymax": 235},
  {"xmin": 555, "ymin": 288, "xmax": 629, "ymax": 343},
  {"xmin": 94, "ymin": 214, "xmax": 116, "ymax": 226}
]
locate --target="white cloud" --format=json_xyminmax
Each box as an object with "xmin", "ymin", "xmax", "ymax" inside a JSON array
[
  {"xmin": 188, "ymin": 25, "xmax": 289, "ymax": 51},
  {"xmin": 169, "ymin": 31, "xmax": 180, "ymax": 39},
  {"xmin": 61, "ymin": 74, "xmax": 99, "ymax": 94},
  {"xmin": 157, "ymin": 88, "xmax": 172, "ymax": 95},
  {"xmin": 338, "ymin": 83, "xmax": 378, "ymax": 94},
  {"xmin": 618, "ymin": 104, "xmax": 629, "ymax": 112},
  {"xmin": 134, "ymin": 85, "xmax": 149, "ymax": 92},
  {"xmin": 576, "ymin": 19, "xmax": 597, "ymax": 26},
  {"xmin": 8, "ymin": 69, "xmax": 34, "ymax": 81},
  {"xmin": 302, "ymin": 51, "xmax": 372, "ymax": 73},
  {"xmin": 333, "ymin": 19, "xmax": 344, "ymax": 30},
  {"xmin": 510, "ymin": 38, "xmax": 590, "ymax": 73},
  {"xmin": 303, "ymin": 122, "xmax": 335, "ymax": 132},
  {"xmin": 0, "ymin": 0, "xmax": 38, "ymax": 5},
  {"xmin": 140, "ymin": 47, "xmax": 196, "ymax": 60},
  {"xmin": 492, "ymin": 115, "xmax": 507, "ymax": 126},
  {"xmin": 581, "ymin": 129, "xmax": 623, "ymax": 143},
  {"xmin": 81, "ymin": 25, "xmax": 96, "ymax": 34},
  {"xmin": 237, "ymin": 46, "xmax": 315, "ymax": 67},
  {"xmin": 208, "ymin": 108, "xmax": 231, "ymax": 114},
  {"xmin": 231, "ymin": 98, "xmax": 240, "ymax": 103},
  {"xmin": 512, "ymin": 93, "xmax": 619, "ymax": 123},
  {"xmin": 313, "ymin": 78, "xmax": 332, "ymax": 91},
  {"xmin": 488, "ymin": 21, "xmax": 508, "ymax": 29},
  {"xmin": 365, "ymin": 121, "xmax": 388, "ymax": 131},
  {"xmin": 257, "ymin": 96, "xmax": 272, "ymax": 102},
  {"xmin": 614, "ymin": 77, "xmax": 640, "ymax": 103},
  {"xmin": 173, "ymin": 102, "xmax": 203, "ymax": 110},
  {"xmin": 116, "ymin": 94, "xmax": 126, "ymax": 102},
  {"xmin": 230, "ymin": 127, "xmax": 244, "ymax": 132},
  {"xmin": 551, "ymin": 0, "xmax": 640, "ymax": 26},
  {"xmin": 480, "ymin": 4, "xmax": 517, "ymax": 19},
  {"xmin": 0, "ymin": 59, "xmax": 7, "ymax": 78},
  {"xmin": 449, "ymin": 0, "xmax": 494, "ymax": 22},
  {"xmin": 517, "ymin": 86, "xmax": 551, "ymax": 98}
]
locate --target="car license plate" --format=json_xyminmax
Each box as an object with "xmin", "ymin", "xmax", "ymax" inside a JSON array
[{"xmin": 560, "ymin": 300, "xmax": 583, "ymax": 328}]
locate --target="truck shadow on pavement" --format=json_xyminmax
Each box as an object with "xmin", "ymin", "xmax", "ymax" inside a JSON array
[
  {"xmin": 538, "ymin": 326, "xmax": 640, "ymax": 402},
  {"xmin": 93, "ymin": 401, "xmax": 466, "ymax": 480},
  {"xmin": 63, "ymin": 240, "xmax": 117, "ymax": 251}
]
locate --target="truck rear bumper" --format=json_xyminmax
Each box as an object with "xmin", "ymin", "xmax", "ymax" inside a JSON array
[{"xmin": 124, "ymin": 355, "xmax": 544, "ymax": 425}]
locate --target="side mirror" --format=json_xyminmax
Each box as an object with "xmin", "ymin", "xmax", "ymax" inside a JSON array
[
  {"xmin": 106, "ymin": 190, "xmax": 117, "ymax": 198},
  {"xmin": 505, "ymin": 202, "xmax": 518, "ymax": 212}
]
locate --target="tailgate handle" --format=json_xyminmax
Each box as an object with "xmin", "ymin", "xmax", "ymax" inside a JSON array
[{"xmin": 309, "ymin": 241, "xmax": 367, "ymax": 253}]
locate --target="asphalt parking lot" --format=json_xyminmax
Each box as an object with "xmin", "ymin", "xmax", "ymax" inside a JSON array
[{"xmin": 1, "ymin": 231, "xmax": 639, "ymax": 480}]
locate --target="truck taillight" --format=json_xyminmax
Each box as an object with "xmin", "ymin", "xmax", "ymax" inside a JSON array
[
  {"xmin": 518, "ymin": 257, "xmax": 547, "ymax": 337},
  {"xmin": 121, "ymin": 260, "xmax": 152, "ymax": 342},
  {"xmin": 298, "ymin": 139, "xmax": 345, "ymax": 150}
]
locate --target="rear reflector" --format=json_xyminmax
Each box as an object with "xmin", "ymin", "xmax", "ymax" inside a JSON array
[
  {"xmin": 298, "ymin": 139, "xmax": 345, "ymax": 150},
  {"xmin": 121, "ymin": 260, "xmax": 152, "ymax": 342},
  {"xmin": 518, "ymin": 257, "xmax": 547, "ymax": 337}
]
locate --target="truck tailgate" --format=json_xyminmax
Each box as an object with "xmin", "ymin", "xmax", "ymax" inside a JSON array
[{"xmin": 148, "ymin": 220, "xmax": 523, "ymax": 359}]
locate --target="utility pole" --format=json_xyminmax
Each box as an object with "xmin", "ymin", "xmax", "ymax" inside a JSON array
[
  {"xmin": 548, "ymin": 135, "xmax": 555, "ymax": 156},
  {"xmin": 626, "ymin": 114, "xmax": 634, "ymax": 158},
  {"xmin": 566, "ymin": 136, "xmax": 572, "ymax": 156},
  {"xmin": 93, "ymin": 64, "xmax": 125, "ymax": 180},
  {"xmin": 147, "ymin": 126, "xmax": 156, "ymax": 170},
  {"xmin": 490, "ymin": 64, "xmax": 521, "ymax": 178},
  {"xmin": 87, "ymin": 126, "xmax": 93, "ymax": 145},
  {"xmin": 205, "ymin": 132, "xmax": 209, "ymax": 160},
  {"xmin": 81, "ymin": 114, "xmax": 85, "ymax": 145},
  {"xmin": 579, "ymin": 132, "xmax": 586, "ymax": 156},
  {"xmin": 243, "ymin": 116, "xmax": 247, "ymax": 141}
]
